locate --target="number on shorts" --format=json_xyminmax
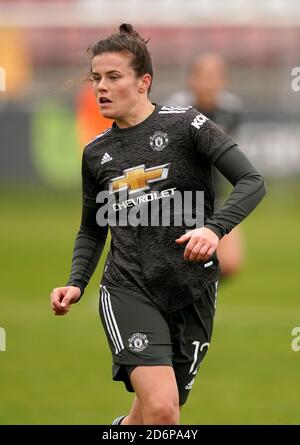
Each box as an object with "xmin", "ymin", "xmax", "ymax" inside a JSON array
[{"xmin": 189, "ymin": 341, "xmax": 210, "ymax": 375}]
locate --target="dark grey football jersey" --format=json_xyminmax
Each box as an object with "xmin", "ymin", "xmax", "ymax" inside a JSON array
[{"xmin": 81, "ymin": 104, "xmax": 236, "ymax": 312}]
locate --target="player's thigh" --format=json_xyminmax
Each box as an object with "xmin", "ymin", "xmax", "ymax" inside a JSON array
[
  {"xmin": 130, "ymin": 365, "xmax": 179, "ymax": 411},
  {"xmin": 170, "ymin": 281, "xmax": 218, "ymax": 406}
]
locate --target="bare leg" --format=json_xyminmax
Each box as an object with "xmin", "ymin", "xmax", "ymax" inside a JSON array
[
  {"xmin": 129, "ymin": 366, "xmax": 180, "ymax": 425},
  {"xmin": 122, "ymin": 396, "xmax": 144, "ymax": 425}
]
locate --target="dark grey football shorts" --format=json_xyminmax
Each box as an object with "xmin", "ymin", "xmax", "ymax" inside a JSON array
[{"xmin": 99, "ymin": 279, "xmax": 218, "ymax": 406}]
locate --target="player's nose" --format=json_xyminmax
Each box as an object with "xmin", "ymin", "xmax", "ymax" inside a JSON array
[{"xmin": 97, "ymin": 78, "xmax": 108, "ymax": 92}]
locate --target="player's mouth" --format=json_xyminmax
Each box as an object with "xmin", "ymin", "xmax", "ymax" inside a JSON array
[{"xmin": 99, "ymin": 97, "xmax": 112, "ymax": 107}]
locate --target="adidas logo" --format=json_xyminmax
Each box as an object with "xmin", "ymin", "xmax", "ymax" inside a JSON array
[
  {"xmin": 185, "ymin": 378, "xmax": 195, "ymax": 390},
  {"xmin": 101, "ymin": 152, "xmax": 113, "ymax": 165}
]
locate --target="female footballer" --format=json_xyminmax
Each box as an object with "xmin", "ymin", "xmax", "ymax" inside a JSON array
[{"xmin": 50, "ymin": 24, "xmax": 266, "ymax": 425}]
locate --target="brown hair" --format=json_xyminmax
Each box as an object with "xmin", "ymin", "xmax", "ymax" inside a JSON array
[{"xmin": 88, "ymin": 24, "xmax": 153, "ymax": 92}]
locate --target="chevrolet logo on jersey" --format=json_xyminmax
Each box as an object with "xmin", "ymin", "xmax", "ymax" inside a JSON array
[{"xmin": 109, "ymin": 164, "xmax": 170, "ymax": 194}]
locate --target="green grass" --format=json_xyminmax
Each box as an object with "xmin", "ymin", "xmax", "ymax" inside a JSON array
[{"xmin": 0, "ymin": 179, "xmax": 299, "ymax": 424}]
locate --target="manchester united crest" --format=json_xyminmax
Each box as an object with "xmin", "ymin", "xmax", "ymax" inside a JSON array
[
  {"xmin": 128, "ymin": 333, "xmax": 149, "ymax": 352},
  {"xmin": 150, "ymin": 131, "xmax": 169, "ymax": 151}
]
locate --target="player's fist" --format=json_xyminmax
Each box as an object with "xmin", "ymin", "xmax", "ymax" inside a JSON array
[
  {"xmin": 175, "ymin": 227, "xmax": 219, "ymax": 262},
  {"xmin": 50, "ymin": 286, "xmax": 81, "ymax": 316}
]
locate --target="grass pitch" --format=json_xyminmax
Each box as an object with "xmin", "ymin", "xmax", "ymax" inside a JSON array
[{"xmin": 0, "ymin": 179, "xmax": 299, "ymax": 424}]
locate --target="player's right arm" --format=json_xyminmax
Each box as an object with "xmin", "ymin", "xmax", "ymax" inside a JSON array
[
  {"xmin": 51, "ymin": 286, "xmax": 82, "ymax": 316},
  {"xmin": 51, "ymin": 146, "xmax": 108, "ymax": 316}
]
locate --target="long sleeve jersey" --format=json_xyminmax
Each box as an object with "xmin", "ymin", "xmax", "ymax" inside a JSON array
[{"xmin": 66, "ymin": 104, "xmax": 266, "ymax": 312}]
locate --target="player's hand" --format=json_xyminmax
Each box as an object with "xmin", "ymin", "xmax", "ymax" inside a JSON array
[
  {"xmin": 175, "ymin": 227, "xmax": 219, "ymax": 262},
  {"xmin": 50, "ymin": 286, "xmax": 81, "ymax": 316}
]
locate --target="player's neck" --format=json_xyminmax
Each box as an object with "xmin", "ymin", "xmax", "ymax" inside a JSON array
[{"xmin": 115, "ymin": 101, "xmax": 155, "ymax": 129}]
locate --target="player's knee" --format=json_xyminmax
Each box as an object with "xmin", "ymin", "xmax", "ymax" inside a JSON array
[{"xmin": 143, "ymin": 398, "xmax": 180, "ymax": 425}]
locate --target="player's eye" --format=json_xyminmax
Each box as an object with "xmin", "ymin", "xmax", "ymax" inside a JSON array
[{"xmin": 90, "ymin": 74, "xmax": 100, "ymax": 82}]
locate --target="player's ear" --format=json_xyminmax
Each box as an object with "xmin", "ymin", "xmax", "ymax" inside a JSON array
[{"xmin": 138, "ymin": 73, "xmax": 152, "ymax": 94}]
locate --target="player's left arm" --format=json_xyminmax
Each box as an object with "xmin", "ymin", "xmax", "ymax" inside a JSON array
[{"xmin": 176, "ymin": 109, "xmax": 266, "ymax": 261}]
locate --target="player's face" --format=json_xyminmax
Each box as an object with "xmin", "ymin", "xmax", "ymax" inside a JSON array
[
  {"xmin": 91, "ymin": 52, "xmax": 144, "ymax": 120},
  {"xmin": 188, "ymin": 56, "xmax": 227, "ymax": 107}
]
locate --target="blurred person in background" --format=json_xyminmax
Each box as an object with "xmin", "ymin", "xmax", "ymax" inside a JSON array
[
  {"xmin": 50, "ymin": 24, "xmax": 266, "ymax": 425},
  {"xmin": 76, "ymin": 82, "xmax": 112, "ymax": 147},
  {"xmin": 0, "ymin": 27, "xmax": 32, "ymax": 106},
  {"xmin": 167, "ymin": 53, "xmax": 244, "ymax": 278}
]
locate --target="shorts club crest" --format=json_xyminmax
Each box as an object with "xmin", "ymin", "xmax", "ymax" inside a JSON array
[{"xmin": 128, "ymin": 333, "xmax": 149, "ymax": 352}]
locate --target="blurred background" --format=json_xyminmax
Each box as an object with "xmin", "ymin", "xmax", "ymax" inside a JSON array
[{"xmin": 0, "ymin": 0, "xmax": 299, "ymax": 425}]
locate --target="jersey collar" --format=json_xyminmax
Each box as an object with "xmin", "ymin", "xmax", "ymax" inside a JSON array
[{"xmin": 111, "ymin": 103, "xmax": 161, "ymax": 134}]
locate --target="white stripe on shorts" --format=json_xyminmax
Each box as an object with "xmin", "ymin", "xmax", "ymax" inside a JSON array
[
  {"xmin": 214, "ymin": 280, "xmax": 219, "ymax": 309},
  {"xmin": 100, "ymin": 285, "xmax": 124, "ymax": 354}
]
